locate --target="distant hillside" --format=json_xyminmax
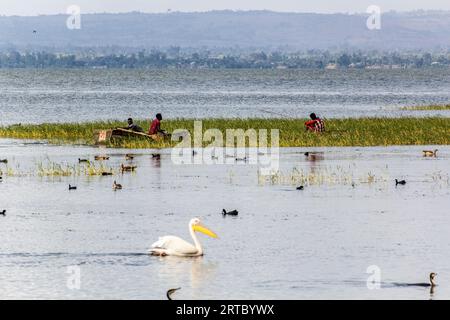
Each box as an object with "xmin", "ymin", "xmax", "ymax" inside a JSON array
[{"xmin": 1, "ymin": 10, "xmax": 450, "ymax": 51}]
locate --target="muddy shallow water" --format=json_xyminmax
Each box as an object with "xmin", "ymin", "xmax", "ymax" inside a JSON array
[{"xmin": 0, "ymin": 139, "xmax": 449, "ymax": 299}]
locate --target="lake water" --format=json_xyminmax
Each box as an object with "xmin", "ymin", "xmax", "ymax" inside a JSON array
[
  {"xmin": 0, "ymin": 139, "xmax": 449, "ymax": 299},
  {"xmin": 1, "ymin": 68, "xmax": 450, "ymax": 125}
]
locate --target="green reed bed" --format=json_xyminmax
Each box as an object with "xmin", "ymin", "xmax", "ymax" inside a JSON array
[{"xmin": 0, "ymin": 117, "xmax": 449, "ymax": 148}]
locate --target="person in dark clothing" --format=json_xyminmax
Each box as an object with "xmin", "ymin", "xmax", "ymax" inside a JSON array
[{"xmin": 125, "ymin": 118, "xmax": 143, "ymax": 132}]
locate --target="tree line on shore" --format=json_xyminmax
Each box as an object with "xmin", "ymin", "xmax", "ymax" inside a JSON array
[{"xmin": 1, "ymin": 49, "xmax": 449, "ymax": 69}]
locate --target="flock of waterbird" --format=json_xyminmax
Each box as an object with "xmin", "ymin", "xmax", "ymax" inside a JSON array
[{"xmin": 0, "ymin": 148, "xmax": 442, "ymax": 297}]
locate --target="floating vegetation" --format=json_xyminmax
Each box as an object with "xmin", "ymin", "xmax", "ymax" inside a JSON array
[
  {"xmin": 401, "ymin": 104, "xmax": 450, "ymax": 111},
  {"xmin": 36, "ymin": 161, "xmax": 116, "ymax": 177},
  {"xmin": 258, "ymin": 166, "xmax": 389, "ymax": 186},
  {"xmin": 0, "ymin": 117, "xmax": 449, "ymax": 148}
]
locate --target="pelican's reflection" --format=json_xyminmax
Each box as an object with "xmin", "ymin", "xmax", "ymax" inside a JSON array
[{"xmin": 154, "ymin": 256, "xmax": 218, "ymax": 298}]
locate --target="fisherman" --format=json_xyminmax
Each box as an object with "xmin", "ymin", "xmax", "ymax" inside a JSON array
[
  {"xmin": 148, "ymin": 113, "xmax": 169, "ymax": 137},
  {"xmin": 304, "ymin": 113, "xmax": 325, "ymax": 132},
  {"xmin": 124, "ymin": 118, "xmax": 143, "ymax": 132}
]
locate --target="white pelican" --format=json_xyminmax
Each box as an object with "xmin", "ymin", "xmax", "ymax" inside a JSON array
[{"xmin": 149, "ymin": 218, "xmax": 218, "ymax": 257}]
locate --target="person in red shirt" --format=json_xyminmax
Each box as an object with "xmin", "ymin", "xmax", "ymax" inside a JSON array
[
  {"xmin": 305, "ymin": 113, "xmax": 325, "ymax": 133},
  {"xmin": 148, "ymin": 113, "xmax": 168, "ymax": 136}
]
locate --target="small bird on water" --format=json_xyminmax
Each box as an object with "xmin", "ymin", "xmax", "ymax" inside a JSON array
[
  {"xmin": 94, "ymin": 155, "xmax": 109, "ymax": 161},
  {"xmin": 167, "ymin": 287, "xmax": 181, "ymax": 300},
  {"xmin": 125, "ymin": 154, "xmax": 134, "ymax": 160},
  {"xmin": 121, "ymin": 164, "xmax": 137, "ymax": 172},
  {"xmin": 399, "ymin": 273, "xmax": 438, "ymax": 288},
  {"xmin": 222, "ymin": 209, "xmax": 238, "ymax": 216},
  {"xmin": 69, "ymin": 184, "xmax": 77, "ymax": 190},
  {"xmin": 395, "ymin": 179, "xmax": 406, "ymax": 186},
  {"xmin": 423, "ymin": 149, "xmax": 438, "ymax": 157},
  {"xmin": 0, "ymin": 159, "xmax": 7, "ymax": 164},
  {"xmin": 78, "ymin": 158, "xmax": 89, "ymax": 163},
  {"xmin": 113, "ymin": 181, "xmax": 122, "ymax": 190},
  {"xmin": 0, "ymin": 210, "xmax": 6, "ymax": 216},
  {"xmin": 296, "ymin": 186, "xmax": 304, "ymax": 190}
]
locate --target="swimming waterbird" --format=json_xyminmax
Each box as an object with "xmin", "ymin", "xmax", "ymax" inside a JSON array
[
  {"xmin": 0, "ymin": 210, "xmax": 5, "ymax": 216},
  {"xmin": 423, "ymin": 149, "xmax": 438, "ymax": 157},
  {"xmin": 69, "ymin": 185, "xmax": 77, "ymax": 190},
  {"xmin": 113, "ymin": 181, "xmax": 123, "ymax": 190},
  {"xmin": 222, "ymin": 209, "xmax": 238, "ymax": 216},
  {"xmin": 395, "ymin": 179, "xmax": 406, "ymax": 185},
  {"xmin": 167, "ymin": 288, "xmax": 181, "ymax": 300},
  {"xmin": 94, "ymin": 155, "xmax": 110, "ymax": 161},
  {"xmin": 149, "ymin": 218, "xmax": 218, "ymax": 257}
]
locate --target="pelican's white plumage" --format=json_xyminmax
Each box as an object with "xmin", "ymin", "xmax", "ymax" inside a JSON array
[{"xmin": 149, "ymin": 218, "xmax": 217, "ymax": 257}]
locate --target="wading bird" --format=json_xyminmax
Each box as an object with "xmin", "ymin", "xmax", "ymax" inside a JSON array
[
  {"xmin": 395, "ymin": 179, "xmax": 406, "ymax": 186},
  {"xmin": 69, "ymin": 185, "xmax": 77, "ymax": 190},
  {"xmin": 222, "ymin": 209, "xmax": 238, "ymax": 216},
  {"xmin": 167, "ymin": 287, "xmax": 181, "ymax": 300},
  {"xmin": 423, "ymin": 149, "xmax": 438, "ymax": 157},
  {"xmin": 113, "ymin": 181, "xmax": 122, "ymax": 190},
  {"xmin": 149, "ymin": 218, "xmax": 218, "ymax": 257}
]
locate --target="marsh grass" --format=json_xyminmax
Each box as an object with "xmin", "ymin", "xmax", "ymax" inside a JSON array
[
  {"xmin": 401, "ymin": 105, "xmax": 450, "ymax": 111},
  {"xmin": 257, "ymin": 166, "xmax": 389, "ymax": 186},
  {"xmin": 0, "ymin": 117, "xmax": 449, "ymax": 148}
]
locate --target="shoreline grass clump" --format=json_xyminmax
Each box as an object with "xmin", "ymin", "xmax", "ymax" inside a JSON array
[{"xmin": 0, "ymin": 117, "xmax": 449, "ymax": 148}]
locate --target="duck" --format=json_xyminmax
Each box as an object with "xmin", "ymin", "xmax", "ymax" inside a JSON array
[
  {"xmin": 222, "ymin": 209, "xmax": 238, "ymax": 216},
  {"xmin": 78, "ymin": 158, "xmax": 89, "ymax": 163},
  {"xmin": 167, "ymin": 287, "xmax": 181, "ymax": 300},
  {"xmin": 235, "ymin": 157, "xmax": 248, "ymax": 162},
  {"xmin": 423, "ymin": 149, "xmax": 438, "ymax": 157},
  {"xmin": 125, "ymin": 154, "xmax": 134, "ymax": 160},
  {"xmin": 69, "ymin": 184, "xmax": 77, "ymax": 190},
  {"xmin": 395, "ymin": 179, "xmax": 406, "ymax": 186},
  {"xmin": 94, "ymin": 155, "xmax": 110, "ymax": 161},
  {"xmin": 0, "ymin": 159, "xmax": 8, "ymax": 164},
  {"xmin": 0, "ymin": 210, "xmax": 5, "ymax": 216},
  {"xmin": 113, "ymin": 181, "xmax": 122, "ymax": 190},
  {"xmin": 151, "ymin": 153, "xmax": 161, "ymax": 158},
  {"xmin": 101, "ymin": 171, "xmax": 113, "ymax": 176},
  {"xmin": 121, "ymin": 164, "xmax": 137, "ymax": 172},
  {"xmin": 296, "ymin": 186, "xmax": 304, "ymax": 190}
]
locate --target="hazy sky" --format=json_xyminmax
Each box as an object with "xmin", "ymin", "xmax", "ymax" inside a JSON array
[{"xmin": 1, "ymin": 0, "xmax": 449, "ymax": 16}]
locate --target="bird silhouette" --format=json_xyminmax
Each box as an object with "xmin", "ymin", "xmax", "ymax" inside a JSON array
[
  {"xmin": 222, "ymin": 209, "xmax": 238, "ymax": 216},
  {"xmin": 167, "ymin": 287, "xmax": 181, "ymax": 300}
]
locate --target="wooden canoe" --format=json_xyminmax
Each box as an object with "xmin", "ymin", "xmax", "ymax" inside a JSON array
[{"xmin": 94, "ymin": 128, "xmax": 161, "ymax": 144}]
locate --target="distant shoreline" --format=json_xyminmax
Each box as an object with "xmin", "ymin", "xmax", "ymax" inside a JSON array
[{"xmin": 1, "ymin": 117, "xmax": 448, "ymax": 148}]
